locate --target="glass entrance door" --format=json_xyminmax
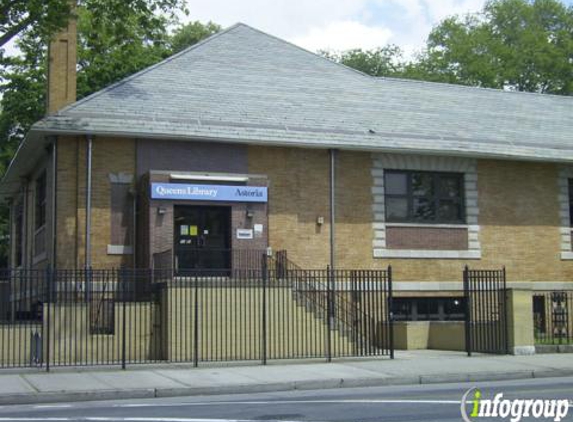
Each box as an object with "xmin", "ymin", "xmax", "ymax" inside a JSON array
[{"xmin": 174, "ymin": 206, "xmax": 231, "ymax": 274}]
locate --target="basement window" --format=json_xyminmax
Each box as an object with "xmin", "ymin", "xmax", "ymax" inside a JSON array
[
  {"xmin": 392, "ymin": 297, "xmax": 466, "ymax": 321},
  {"xmin": 385, "ymin": 170, "xmax": 465, "ymax": 224}
]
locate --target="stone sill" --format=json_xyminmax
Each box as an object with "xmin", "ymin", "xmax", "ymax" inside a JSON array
[
  {"xmin": 385, "ymin": 222, "xmax": 470, "ymax": 229},
  {"xmin": 374, "ymin": 249, "xmax": 481, "ymax": 259}
]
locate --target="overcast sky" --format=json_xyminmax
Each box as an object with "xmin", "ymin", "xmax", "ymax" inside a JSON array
[{"xmin": 183, "ymin": 0, "xmax": 573, "ymax": 55}]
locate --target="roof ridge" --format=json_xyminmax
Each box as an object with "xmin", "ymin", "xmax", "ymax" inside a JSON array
[
  {"xmin": 51, "ymin": 23, "xmax": 245, "ymax": 117},
  {"xmin": 231, "ymin": 23, "xmax": 372, "ymax": 80},
  {"xmin": 376, "ymin": 76, "xmax": 573, "ymax": 101}
]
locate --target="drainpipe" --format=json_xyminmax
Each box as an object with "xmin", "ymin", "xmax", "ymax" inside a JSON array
[
  {"xmin": 327, "ymin": 148, "xmax": 337, "ymax": 360},
  {"xmin": 85, "ymin": 135, "xmax": 93, "ymax": 303},
  {"xmin": 132, "ymin": 188, "xmax": 137, "ymax": 270},
  {"xmin": 7, "ymin": 198, "xmax": 14, "ymax": 322},
  {"xmin": 22, "ymin": 178, "xmax": 29, "ymax": 268},
  {"xmin": 50, "ymin": 138, "xmax": 58, "ymax": 268},
  {"xmin": 85, "ymin": 135, "xmax": 93, "ymax": 269},
  {"xmin": 7, "ymin": 199, "xmax": 12, "ymax": 269},
  {"xmin": 329, "ymin": 149, "xmax": 337, "ymax": 271}
]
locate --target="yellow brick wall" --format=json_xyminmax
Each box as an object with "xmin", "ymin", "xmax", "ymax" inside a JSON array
[
  {"xmin": 56, "ymin": 136, "xmax": 79, "ymax": 268},
  {"xmin": 54, "ymin": 140, "xmax": 573, "ymax": 281},
  {"xmin": 478, "ymin": 160, "xmax": 571, "ymax": 282},
  {"xmin": 335, "ymin": 151, "xmax": 376, "ymax": 269},
  {"xmin": 56, "ymin": 136, "xmax": 135, "ymax": 268},
  {"xmin": 248, "ymin": 146, "xmax": 331, "ymax": 268},
  {"xmin": 249, "ymin": 145, "xmax": 573, "ymax": 283}
]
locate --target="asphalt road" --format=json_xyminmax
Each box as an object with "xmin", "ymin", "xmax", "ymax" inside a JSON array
[{"xmin": 0, "ymin": 377, "xmax": 571, "ymax": 422}]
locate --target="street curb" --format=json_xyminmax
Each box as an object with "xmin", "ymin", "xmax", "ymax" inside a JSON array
[
  {"xmin": 0, "ymin": 369, "xmax": 570, "ymax": 406},
  {"xmin": 0, "ymin": 389, "xmax": 156, "ymax": 405}
]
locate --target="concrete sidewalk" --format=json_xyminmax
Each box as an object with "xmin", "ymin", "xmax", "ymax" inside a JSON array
[{"xmin": 1, "ymin": 351, "xmax": 573, "ymax": 405}]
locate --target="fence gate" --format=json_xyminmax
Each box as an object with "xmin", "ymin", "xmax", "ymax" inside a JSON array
[{"xmin": 463, "ymin": 266, "xmax": 508, "ymax": 355}]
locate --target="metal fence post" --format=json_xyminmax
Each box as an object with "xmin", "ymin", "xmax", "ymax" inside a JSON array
[
  {"xmin": 464, "ymin": 266, "xmax": 472, "ymax": 357},
  {"xmin": 387, "ymin": 266, "xmax": 394, "ymax": 360},
  {"xmin": 193, "ymin": 274, "xmax": 199, "ymax": 368},
  {"xmin": 502, "ymin": 266, "xmax": 509, "ymax": 355},
  {"xmin": 261, "ymin": 254, "xmax": 268, "ymax": 366},
  {"xmin": 351, "ymin": 270, "xmax": 358, "ymax": 356},
  {"xmin": 326, "ymin": 266, "xmax": 332, "ymax": 363},
  {"xmin": 120, "ymin": 268, "xmax": 127, "ymax": 370},
  {"xmin": 45, "ymin": 267, "xmax": 52, "ymax": 372}
]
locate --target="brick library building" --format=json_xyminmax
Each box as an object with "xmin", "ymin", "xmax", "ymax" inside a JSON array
[{"xmin": 0, "ymin": 21, "xmax": 572, "ymax": 366}]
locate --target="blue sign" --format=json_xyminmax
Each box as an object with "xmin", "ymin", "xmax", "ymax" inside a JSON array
[{"xmin": 151, "ymin": 183, "xmax": 268, "ymax": 203}]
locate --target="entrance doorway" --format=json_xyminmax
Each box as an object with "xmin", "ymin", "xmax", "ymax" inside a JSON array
[{"xmin": 174, "ymin": 206, "xmax": 231, "ymax": 273}]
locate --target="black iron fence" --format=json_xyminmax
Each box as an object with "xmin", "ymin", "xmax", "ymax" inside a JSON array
[
  {"xmin": 533, "ymin": 290, "xmax": 573, "ymax": 345},
  {"xmin": 154, "ymin": 248, "xmax": 277, "ymax": 274},
  {"xmin": 0, "ymin": 255, "xmax": 393, "ymax": 370},
  {"xmin": 463, "ymin": 267, "xmax": 508, "ymax": 355}
]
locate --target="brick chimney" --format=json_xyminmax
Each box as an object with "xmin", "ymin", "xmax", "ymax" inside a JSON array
[{"xmin": 47, "ymin": 3, "xmax": 77, "ymax": 114}]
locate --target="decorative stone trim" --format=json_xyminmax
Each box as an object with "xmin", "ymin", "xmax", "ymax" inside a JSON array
[
  {"xmin": 558, "ymin": 167, "xmax": 573, "ymax": 260},
  {"xmin": 108, "ymin": 172, "xmax": 133, "ymax": 184},
  {"xmin": 371, "ymin": 153, "xmax": 480, "ymax": 259},
  {"xmin": 373, "ymin": 249, "xmax": 481, "ymax": 259},
  {"xmin": 381, "ymin": 281, "xmax": 573, "ymax": 291}
]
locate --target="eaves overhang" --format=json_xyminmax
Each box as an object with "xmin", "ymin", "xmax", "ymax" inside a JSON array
[{"xmin": 3, "ymin": 118, "xmax": 573, "ymax": 203}]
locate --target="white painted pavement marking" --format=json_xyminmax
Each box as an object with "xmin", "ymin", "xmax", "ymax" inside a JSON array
[
  {"xmin": 0, "ymin": 418, "xmax": 310, "ymax": 422},
  {"xmin": 115, "ymin": 399, "xmax": 460, "ymax": 408}
]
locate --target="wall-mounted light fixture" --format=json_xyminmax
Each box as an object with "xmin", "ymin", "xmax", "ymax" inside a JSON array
[
  {"xmin": 246, "ymin": 208, "xmax": 254, "ymax": 219},
  {"xmin": 317, "ymin": 216, "xmax": 325, "ymax": 226},
  {"xmin": 157, "ymin": 207, "xmax": 167, "ymax": 215}
]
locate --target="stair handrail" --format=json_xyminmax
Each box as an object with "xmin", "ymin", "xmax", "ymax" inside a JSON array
[{"xmin": 268, "ymin": 252, "xmax": 375, "ymax": 347}]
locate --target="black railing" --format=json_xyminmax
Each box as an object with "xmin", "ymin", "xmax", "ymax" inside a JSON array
[
  {"xmin": 0, "ymin": 257, "xmax": 393, "ymax": 370},
  {"xmin": 463, "ymin": 267, "xmax": 508, "ymax": 355},
  {"xmin": 533, "ymin": 290, "xmax": 573, "ymax": 345},
  {"xmin": 172, "ymin": 248, "xmax": 272, "ymax": 275},
  {"xmin": 274, "ymin": 253, "xmax": 393, "ymax": 359}
]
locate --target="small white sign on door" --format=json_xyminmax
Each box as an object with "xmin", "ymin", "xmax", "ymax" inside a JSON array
[{"xmin": 236, "ymin": 229, "xmax": 254, "ymax": 240}]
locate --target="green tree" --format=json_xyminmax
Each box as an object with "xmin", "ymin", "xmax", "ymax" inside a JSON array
[
  {"xmin": 0, "ymin": 9, "xmax": 220, "ymax": 264},
  {"xmin": 321, "ymin": 45, "xmax": 406, "ymax": 77},
  {"xmin": 0, "ymin": 0, "xmax": 187, "ymax": 51},
  {"xmin": 0, "ymin": 18, "xmax": 220, "ymax": 174},
  {"xmin": 169, "ymin": 21, "xmax": 221, "ymax": 54},
  {"xmin": 423, "ymin": 0, "xmax": 573, "ymax": 94},
  {"xmin": 75, "ymin": 6, "xmax": 172, "ymax": 99},
  {"xmin": 324, "ymin": 0, "xmax": 572, "ymax": 94},
  {"xmin": 0, "ymin": 31, "xmax": 46, "ymax": 175}
]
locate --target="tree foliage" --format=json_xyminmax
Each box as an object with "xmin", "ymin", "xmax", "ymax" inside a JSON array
[
  {"xmin": 424, "ymin": 0, "xmax": 573, "ymax": 94},
  {"xmin": 0, "ymin": 2, "xmax": 218, "ymax": 262},
  {"xmin": 0, "ymin": 0, "xmax": 188, "ymax": 51},
  {"xmin": 321, "ymin": 45, "xmax": 405, "ymax": 77},
  {"xmin": 325, "ymin": 0, "xmax": 573, "ymax": 95},
  {"xmin": 0, "ymin": 17, "xmax": 220, "ymax": 176},
  {"xmin": 170, "ymin": 21, "xmax": 221, "ymax": 54}
]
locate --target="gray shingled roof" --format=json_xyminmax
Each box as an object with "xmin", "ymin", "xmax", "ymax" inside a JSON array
[{"xmin": 2, "ymin": 23, "xmax": 572, "ymax": 196}]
